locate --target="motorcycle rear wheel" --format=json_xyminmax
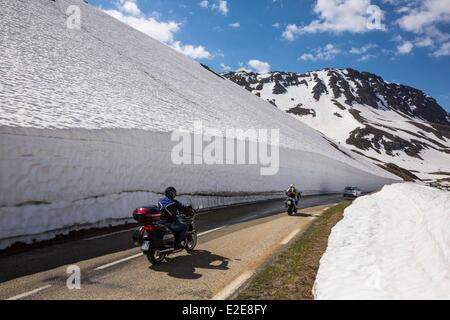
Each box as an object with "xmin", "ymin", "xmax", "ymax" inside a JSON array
[
  {"xmin": 147, "ymin": 249, "xmax": 166, "ymax": 265},
  {"xmin": 185, "ymin": 232, "xmax": 198, "ymax": 253},
  {"xmin": 288, "ymin": 207, "xmax": 295, "ymax": 216}
]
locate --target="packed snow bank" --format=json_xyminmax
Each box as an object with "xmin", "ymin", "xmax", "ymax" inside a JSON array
[
  {"xmin": 0, "ymin": 0, "xmax": 398, "ymax": 249},
  {"xmin": 314, "ymin": 183, "xmax": 450, "ymax": 300}
]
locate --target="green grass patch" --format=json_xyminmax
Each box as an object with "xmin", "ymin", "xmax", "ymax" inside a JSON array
[{"xmin": 236, "ymin": 201, "xmax": 352, "ymax": 300}]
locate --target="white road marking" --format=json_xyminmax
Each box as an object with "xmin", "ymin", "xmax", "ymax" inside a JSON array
[
  {"xmin": 198, "ymin": 226, "xmax": 226, "ymax": 237},
  {"xmin": 84, "ymin": 227, "xmax": 137, "ymax": 241},
  {"xmin": 95, "ymin": 253, "xmax": 143, "ymax": 271},
  {"xmin": 237, "ymin": 214, "xmax": 260, "ymax": 222},
  {"xmin": 280, "ymin": 229, "xmax": 301, "ymax": 245},
  {"xmin": 6, "ymin": 285, "xmax": 52, "ymax": 300},
  {"xmin": 212, "ymin": 271, "xmax": 254, "ymax": 300}
]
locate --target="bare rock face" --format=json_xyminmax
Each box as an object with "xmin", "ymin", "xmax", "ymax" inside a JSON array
[{"xmin": 222, "ymin": 68, "xmax": 450, "ymax": 125}]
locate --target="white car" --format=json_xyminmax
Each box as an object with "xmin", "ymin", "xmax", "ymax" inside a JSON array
[{"xmin": 344, "ymin": 186, "xmax": 362, "ymax": 198}]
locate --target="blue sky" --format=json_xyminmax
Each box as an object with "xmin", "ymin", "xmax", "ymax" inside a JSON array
[{"xmin": 91, "ymin": 0, "xmax": 450, "ymax": 112}]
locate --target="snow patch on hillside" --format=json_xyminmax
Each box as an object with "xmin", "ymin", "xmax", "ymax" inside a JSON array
[{"xmin": 314, "ymin": 183, "xmax": 450, "ymax": 300}]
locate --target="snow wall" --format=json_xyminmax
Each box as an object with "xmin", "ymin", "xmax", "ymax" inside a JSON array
[
  {"xmin": 0, "ymin": 0, "xmax": 399, "ymax": 249},
  {"xmin": 0, "ymin": 126, "xmax": 398, "ymax": 249}
]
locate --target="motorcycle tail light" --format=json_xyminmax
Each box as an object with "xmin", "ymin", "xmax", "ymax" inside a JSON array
[
  {"xmin": 135, "ymin": 208, "xmax": 149, "ymax": 214},
  {"xmin": 144, "ymin": 225, "xmax": 156, "ymax": 232}
]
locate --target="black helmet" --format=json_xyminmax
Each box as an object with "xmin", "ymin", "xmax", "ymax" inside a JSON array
[{"xmin": 165, "ymin": 186, "xmax": 177, "ymax": 199}]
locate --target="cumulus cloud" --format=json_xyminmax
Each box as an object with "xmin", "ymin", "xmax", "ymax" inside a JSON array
[
  {"xmin": 212, "ymin": 1, "xmax": 229, "ymax": 15},
  {"xmin": 392, "ymin": 0, "xmax": 450, "ymax": 57},
  {"xmin": 220, "ymin": 63, "xmax": 232, "ymax": 71},
  {"xmin": 236, "ymin": 60, "xmax": 271, "ymax": 73},
  {"xmin": 357, "ymin": 54, "xmax": 377, "ymax": 62},
  {"xmin": 350, "ymin": 43, "xmax": 378, "ymax": 54},
  {"xmin": 199, "ymin": 0, "xmax": 209, "ymax": 9},
  {"xmin": 282, "ymin": 24, "xmax": 302, "ymax": 41},
  {"xmin": 104, "ymin": 0, "xmax": 211, "ymax": 59},
  {"xmin": 247, "ymin": 59, "xmax": 271, "ymax": 73},
  {"xmin": 397, "ymin": 0, "xmax": 450, "ymax": 33},
  {"xmin": 201, "ymin": 1, "xmax": 229, "ymax": 15},
  {"xmin": 119, "ymin": 0, "xmax": 142, "ymax": 16},
  {"xmin": 228, "ymin": 22, "xmax": 240, "ymax": 28},
  {"xmin": 397, "ymin": 41, "xmax": 414, "ymax": 54},
  {"xmin": 300, "ymin": 43, "xmax": 341, "ymax": 61},
  {"xmin": 283, "ymin": 0, "xmax": 385, "ymax": 41},
  {"xmin": 432, "ymin": 42, "xmax": 450, "ymax": 57},
  {"xmin": 171, "ymin": 42, "xmax": 212, "ymax": 59}
]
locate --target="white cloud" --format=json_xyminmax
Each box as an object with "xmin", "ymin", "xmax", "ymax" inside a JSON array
[
  {"xmin": 212, "ymin": 1, "xmax": 229, "ymax": 16},
  {"xmin": 393, "ymin": 0, "xmax": 450, "ymax": 56},
  {"xmin": 199, "ymin": 0, "xmax": 209, "ymax": 9},
  {"xmin": 415, "ymin": 36, "xmax": 434, "ymax": 48},
  {"xmin": 228, "ymin": 22, "xmax": 240, "ymax": 28},
  {"xmin": 282, "ymin": 24, "xmax": 302, "ymax": 41},
  {"xmin": 104, "ymin": 9, "xmax": 180, "ymax": 44},
  {"xmin": 272, "ymin": 22, "xmax": 280, "ymax": 29},
  {"xmin": 200, "ymin": 1, "xmax": 229, "ymax": 16},
  {"xmin": 220, "ymin": 63, "xmax": 232, "ymax": 71},
  {"xmin": 397, "ymin": 41, "xmax": 414, "ymax": 54},
  {"xmin": 247, "ymin": 59, "xmax": 271, "ymax": 73},
  {"xmin": 397, "ymin": 0, "xmax": 450, "ymax": 33},
  {"xmin": 358, "ymin": 54, "xmax": 377, "ymax": 61},
  {"xmin": 300, "ymin": 43, "xmax": 341, "ymax": 61},
  {"xmin": 350, "ymin": 43, "xmax": 378, "ymax": 54},
  {"xmin": 433, "ymin": 42, "xmax": 450, "ymax": 57},
  {"xmin": 119, "ymin": 0, "xmax": 142, "ymax": 17},
  {"xmin": 283, "ymin": 0, "xmax": 385, "ymax": 41},
  {"xmin": 104, "ymin": 1, "xmax": 211, "ymax": 60},
  {"xmin": 172, "ymin": 42, "xmax": 211, "ymax": 59}
]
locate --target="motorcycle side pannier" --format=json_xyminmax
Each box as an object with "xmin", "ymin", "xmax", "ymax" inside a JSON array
[{"xmin": 132, "ymin": 206, "xmax": 161, "ymax": 224}]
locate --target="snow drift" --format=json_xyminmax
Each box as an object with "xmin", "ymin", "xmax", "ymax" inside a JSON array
[
  {"xmin": 0, "ymin": 0, "xmax": 397, "ymax": 249},
  {"xmin": 314, "ymin": 183, "xmax": 450, "ymax": 300}
]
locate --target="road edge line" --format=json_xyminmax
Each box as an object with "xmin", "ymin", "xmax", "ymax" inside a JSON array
[
  {"xmin": 212, "ymin": 271, "xmax": 254, "ymax": 300},
  {"xmin": 95, "ymin": 253, "xmax": 143, "ymax": 271},
  {"xmin": 6, "ymin": 284, "xmax": 52, "ymax": 300}
]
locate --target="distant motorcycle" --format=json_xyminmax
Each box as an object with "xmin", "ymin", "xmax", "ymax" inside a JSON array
[
  {"xmin": 285, "ymin": 192, "xmax": 301, "ymax": 216},
  {"xmin": 132, "ymin": 205, "xmax": 198, "ymax": 265}
]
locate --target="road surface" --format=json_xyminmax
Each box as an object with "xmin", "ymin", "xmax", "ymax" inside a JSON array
[{"xmin": 0, "ymin": 194, "xmax": 342, "ymax": 300}]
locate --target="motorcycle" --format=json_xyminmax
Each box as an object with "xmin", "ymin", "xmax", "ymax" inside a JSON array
[
  {"xmin": 285, "ymin": 197, "xmax": 297, "ymax": 216},
  {"xmin": 285, "ymin": 192, "xmax": 301, "ymax": 216},
  {"xmin": 131, "ymin": 205, "xmax": 198, "ymax": 265}
]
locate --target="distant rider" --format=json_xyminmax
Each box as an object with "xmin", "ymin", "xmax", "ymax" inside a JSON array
[
  {"xmin": 286, "ymin": 184, "xmax": 300, "ymax": 205},
  {"xmin": 158, "ymin": 187, "xmax": 190, "ymax": 249}
]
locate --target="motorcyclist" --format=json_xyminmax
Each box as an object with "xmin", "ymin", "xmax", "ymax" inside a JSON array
[
  {"xmin": 158, "ymin": 187, "xmax": 190, "ymax": 249},
  {"xmin": 286, "ymin": 184, "xmax": 300, "ymax": 205}
]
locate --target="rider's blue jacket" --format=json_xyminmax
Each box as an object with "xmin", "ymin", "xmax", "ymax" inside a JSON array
[{"xmin": 158, "ymin": 197, "xmax": 187, "ymax": 222}]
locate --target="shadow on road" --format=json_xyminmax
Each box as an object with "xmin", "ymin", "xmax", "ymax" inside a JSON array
[
  {"xmin": 294, "ymin": 212, "xmax": 314, "ymax": 217},
  {"xmin": 149, "ymin": 250, "xmax": 230, "ymax": 280}
]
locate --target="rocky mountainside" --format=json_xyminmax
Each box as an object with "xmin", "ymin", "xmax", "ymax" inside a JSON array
[{"xmin": 222, "ymin": 68, "xmax": 450, "ymax": 188}]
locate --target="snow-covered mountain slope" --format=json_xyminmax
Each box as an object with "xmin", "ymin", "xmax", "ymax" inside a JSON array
[
  {"xmin": 314, "ymin": 183, "xmax": 450, "ymax": 300},
  {"xmin": 223, "ymin": 69, "xmax": 450, "ymax": 188},
  {"xmin": 0, "ymin": 0, "xmax": 397, "ymax": 249}
]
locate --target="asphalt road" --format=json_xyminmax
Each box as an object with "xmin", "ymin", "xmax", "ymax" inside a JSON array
[{"xmin": 0, "ymin": 194, "xmax": 342, "ymax": 300}]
